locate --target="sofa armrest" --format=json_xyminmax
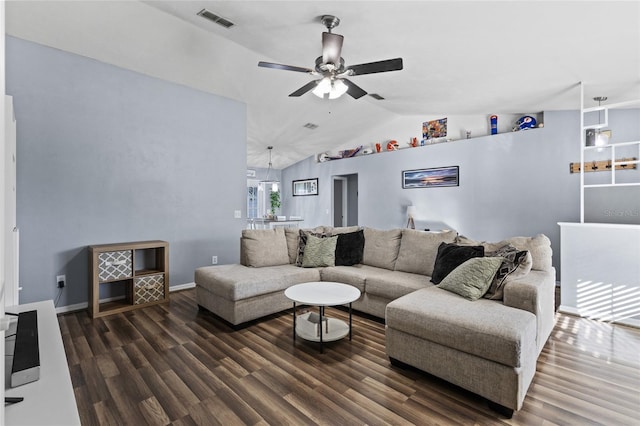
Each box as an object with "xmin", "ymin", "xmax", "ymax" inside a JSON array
[{"xmin": 503, "ymin": 268, "xmax": 556, "ymax": 354}]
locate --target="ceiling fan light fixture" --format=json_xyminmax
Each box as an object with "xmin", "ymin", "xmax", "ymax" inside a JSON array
[
  {"xmin": 312, "ymin": 77, "xmax": 348, "ymax": 99},
  {"xmin": 312, "ymin": 77, "xmax": 331, "ymax": 97},
  {"xmin": 329, "ymin": 79, "xmax": 348, "ymax": 99}
]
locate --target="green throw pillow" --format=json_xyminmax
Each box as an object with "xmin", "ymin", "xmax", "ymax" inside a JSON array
[
  {"xmin": 438, "ymin": 257, "xmax": 503, "ymax": 301},
  {"xmin": 302, "ymin": 234, "xmax": 338, "ymax": 267}
]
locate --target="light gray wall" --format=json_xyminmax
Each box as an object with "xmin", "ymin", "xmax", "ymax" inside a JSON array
[
  {"xmin": 282, "ymin": 110, "xmax": 640, "ymax": 278},
  {"xmin": 7, "ymin": 36, "xmax": 247, "ymax": 307}
]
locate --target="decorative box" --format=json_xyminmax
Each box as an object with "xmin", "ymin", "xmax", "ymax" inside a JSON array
[
  {"xmin": 133, "ymin": 274, "xmax": 165, "ymax": 305},
  {"xmin": 98, "ymin": 250, "xmax": 133, "ymax": 282}
]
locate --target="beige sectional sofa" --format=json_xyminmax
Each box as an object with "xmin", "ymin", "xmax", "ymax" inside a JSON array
[{"xmin": 194, "ymin": 225, "xmax": 556, "ymax": 416}]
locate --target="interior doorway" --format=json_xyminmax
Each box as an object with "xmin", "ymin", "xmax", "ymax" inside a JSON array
[{"xmin": 332, "ymin": 174, "xmax": 358, "ymax": 227}]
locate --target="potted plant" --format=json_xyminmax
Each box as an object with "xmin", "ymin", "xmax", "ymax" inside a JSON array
[{"xmin": 269, "ymin": 190, "xmax": 281, "ymax": 218}]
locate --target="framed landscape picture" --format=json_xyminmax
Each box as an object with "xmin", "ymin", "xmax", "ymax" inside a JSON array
[
  {"xmin": 402, "ymin": 166, "xmax": 459, "ymax": 189},
  {"xmin": 292, "ymin": 178, "xmax": 319, "ymax": 196}
]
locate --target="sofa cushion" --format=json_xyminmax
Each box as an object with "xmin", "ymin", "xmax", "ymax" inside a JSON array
[
  {"xmin": 362, "ymin": 228, "xmax": 402, "ymax": 270},
  {"xmin": 431, "ymin": 242, "xmax": 485, "ymax": 284},
  {"xmin": 330, "ymin": 226, "xmax": 361, "ymax": 235},
  {"xmin": 394, "ymin": 229, "xmax": 457, "ymax": 276},
  {"xmin": 438, "ymin": 257, "xmax": 504, "ymax": 301},
  {"xmin": 241, "ymin": 228, "xmax": 289, "ymax": 267},
  {"xmin": 302, "ymin": 234, "xmax": 338, "ymax": 267},
  {"xmin": 335, "ymin": 230, "xmax": 365, "ymax": 266},
  {"xmin": 456, "ymin": 234, "xmax": 551, "ymax": 272},
  {"xmin": 484, "ymin": 245, "xmax": 531, "ymax": 300},
  {"xmin": 195, "ymin": 264, "xmax": 320, "ymax": 301},
  {"xmin": 365, "ymin": 268, "xmax": 432, "ymax": 300},
  {"xmin": 320, "ymin": 265, "xmax": 368, "ymax": 293},
  {"xmin": 386, "ymin": 287, "xmax": 537, "ymax": 368}
]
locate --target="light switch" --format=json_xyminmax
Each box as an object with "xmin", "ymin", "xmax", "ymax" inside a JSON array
[{"xmin": 234, "ymin": 210, "xmax": 242, "ymax": 218}]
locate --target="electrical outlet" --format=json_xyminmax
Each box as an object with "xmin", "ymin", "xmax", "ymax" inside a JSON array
[
  {"xmin": 56, "ymin": 275, "xmax": 66, "ymax": 288},
  {"xmin": 211, "ymin": 256, "xmax": 218, "ymax": 265}
]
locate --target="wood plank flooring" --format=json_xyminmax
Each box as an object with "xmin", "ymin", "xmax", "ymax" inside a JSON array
[{"xmin": 59, "ymin": 289, "xmax": 640, "ymax": 425}]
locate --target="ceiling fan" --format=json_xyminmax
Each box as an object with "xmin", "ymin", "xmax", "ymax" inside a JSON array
[{"xmin": 258, "ymin": 15, "xmax": 403, "ymax": 100}]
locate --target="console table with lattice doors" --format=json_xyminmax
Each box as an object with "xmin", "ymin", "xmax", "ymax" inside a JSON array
[{"xmin": 89, "ymin": 240, "xmax": 169, "ymax": 318}]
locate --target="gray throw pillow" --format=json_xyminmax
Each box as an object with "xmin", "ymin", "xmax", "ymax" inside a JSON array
[
  {"xmin": 301, "ymin": 234, "xmax": 338, "ymax": 268},
  {"xmin": 484, "ymin": 245, "xmax": 530, "ymax": 300},
  {"xmin": 438, "ymin": 257, "xmax": 503, "ymax": 301}
]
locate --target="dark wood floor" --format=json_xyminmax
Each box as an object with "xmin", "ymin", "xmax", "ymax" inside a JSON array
[{"xmin": 59, "ymin": 289, "xmax": 640, "ymax": 425}]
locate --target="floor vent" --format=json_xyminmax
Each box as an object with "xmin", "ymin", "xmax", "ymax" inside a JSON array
[
  {"xmin": 368, "ymin": 93, "xmax": 385, "ymax": 100},
  {"xmin": 303, "ymin": 123, "xmax": 319, "ymax": 130},
  {"xmin": 197, "ymin": 9, "xmax": 235, "ymax": 29}
]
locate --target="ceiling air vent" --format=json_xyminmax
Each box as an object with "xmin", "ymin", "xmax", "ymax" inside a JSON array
[
  {"xmin": 303, "ymin": 123, "xmax": 319, "ymax": 130},
  {"xmin": 369, "ymin": 93, "xmax": 385, "ymax": 100},
  {"xmin": 197, "ymin": 9, "xmax": 235, "ymax": 29}
]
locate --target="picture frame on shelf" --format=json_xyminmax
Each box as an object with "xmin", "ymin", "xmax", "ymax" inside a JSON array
[
  {"xmin": 402, "ymin": 166, "xmax": 459, "ymax": 189},
  {"xmin": 293, "ymin": 178, "xmax": 319, "ymax": 196},
  {"xmin": 422, "ymin": 118, "xmax": 448, "ymax": 140}
]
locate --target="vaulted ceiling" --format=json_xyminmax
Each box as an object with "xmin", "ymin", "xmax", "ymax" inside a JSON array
[{"xmin": 6, "ymin": 1, "xmax": 640, "ymax": 169}]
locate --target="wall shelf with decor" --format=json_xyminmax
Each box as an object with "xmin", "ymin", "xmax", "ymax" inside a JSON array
[
  {"xmin": 315, "ymin": 112, "xmax": 544, "ymax": 163},
  {"xmin": 89, "ymin": 240, "xmax": 169, "ymax": 318}
]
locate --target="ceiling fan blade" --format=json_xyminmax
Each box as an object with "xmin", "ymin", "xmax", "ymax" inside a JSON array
[
  {"xmin": 342, "ymin": 79, "xmax": 367, "ymax": 99},
  {"xmin": 322, "ymin": 32, "xmax": 344, "ymax": 65},
  {"xmin": 289, "ymin": 80, "xmax": 319, "ymax": 97},
  {"xmin": 347, "ymin": 58, "xmax": 403, "ymax": 76},
  {"xmin": 258, "ymin": 61, "xmax": 314, "ymax": 74}
]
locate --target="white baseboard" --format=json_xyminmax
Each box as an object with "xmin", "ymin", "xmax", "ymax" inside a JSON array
[
  {"xmin": 55, "ymin": 301, "xmax": 89, "ymax": 315},
  {"xmin": 170, "ymin": 282, "xmax": 196, "ymax": 291},
  {"xmin": 54, "ymin": 282, "xmax": 196, "ymax": 315},
  {"xmin": 559, "ymin": 305, "xmax": 640, "ymax": 329}
]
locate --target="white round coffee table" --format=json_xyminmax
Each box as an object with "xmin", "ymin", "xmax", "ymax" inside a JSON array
[{"xmin": 284, "ymin": 282, "xmax": 361, "ymax": 353}]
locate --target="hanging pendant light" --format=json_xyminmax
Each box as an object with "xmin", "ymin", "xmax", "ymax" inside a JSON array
[
  {"xmin": 593, "ymin": 97, "xmax": 609, "ymax": 148},
  {"xmin": 261, "ymin": 146, "xmax": 279, "ymax": 191}
]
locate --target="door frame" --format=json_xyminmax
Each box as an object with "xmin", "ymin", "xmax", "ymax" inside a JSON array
[{"xmin": 332, "ymin": 176, "xmax": 348, "ymax": 227}]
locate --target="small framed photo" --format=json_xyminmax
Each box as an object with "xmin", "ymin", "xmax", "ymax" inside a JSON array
[
  {"xmin": 293, "ymin": 178, "xmax": 319, "ymax": 196},
  {"xmin": 422, "ymin": 118, "xmax": 448, "ymax": 140},
  {"xmin": 402, "ymin": 166, "xmax": 459, "ymax": 189}
]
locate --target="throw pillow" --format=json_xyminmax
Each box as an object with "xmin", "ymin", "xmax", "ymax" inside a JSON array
[
  {"xmin": 438, "ymin": 257, "xmax": 503, "ymax": 301},
  {"xmin": 335, "ymin": 229, "xmax": 365, "ymax": 266},
  {"xmin": 301, "ymin": 234, "xmax": 338, "ymax": 268},
  {"xmin": 430, "ymin": 242, "xmax": 485, "ymax": 284},
  {"xmin": 296, "ymin": 229, "xmax": 330, "ymax": 266},
  {"xmin": 484, "ymin": 245, "xmax": 530, "ymax": 300},
  {"xmin": 456, "ymin": 234, "xmax": 552, "ymax": 272},
  {"xmin": 284, "ymin": 228, "xmax": 301, "ymax": 264}
]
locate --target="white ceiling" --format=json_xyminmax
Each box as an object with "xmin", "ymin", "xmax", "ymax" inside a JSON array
[{"xmin": 6, "ymin": 1, "xmax": 640, "ymax": 169}]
